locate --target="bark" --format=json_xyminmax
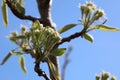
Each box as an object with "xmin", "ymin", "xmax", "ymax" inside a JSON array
[
  {"xmin": 36, "ymin": 0, "xmax": 60, "ymax": 80},
  {"xmin": 36, "ymin": 0, "xmax": 56, "ymax": 29}
]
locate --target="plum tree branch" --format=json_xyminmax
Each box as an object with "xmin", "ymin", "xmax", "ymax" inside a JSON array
[
  {"xmin": 36, "ymin": 0, "xmax": 55, "ymax": 29},
  {"xmin": 6, "ymin": 0, "xmax": 39, "ymax": 22},
  {"xmin": 34, "ymin": 62, "xmax": 51, "ymax": 80},
  {"xmin": 58, "ymin": 29, "xmax": 87, "ymax": 45}
]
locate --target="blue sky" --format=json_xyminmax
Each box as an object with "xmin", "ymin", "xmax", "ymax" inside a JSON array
[{"xmin": 0, "ymin": 0, "xmax": 120, "ymax": 80}]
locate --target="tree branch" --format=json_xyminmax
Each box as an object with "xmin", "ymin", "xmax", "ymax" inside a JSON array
[
  {"xmin": 34, "ymin": 62, "xmax": 51, "ymax": 80},
  {"xmin": 6, "ymin": 0, "xmax": 39, "ymax": 22},
  {"xmin": 58, "ymin": 29, "xmax": 86, "ymax": 45},
  {"xmin": 36, "ymin": 0, "xmax": 51, "ymax": 18},
  {"xmin": 36, "ymin": 0, "xmax": 56, "ymax": 29}
]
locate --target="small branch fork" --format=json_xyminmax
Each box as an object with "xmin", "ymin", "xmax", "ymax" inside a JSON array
[
  {"xmin": 58, "ymin": 29, "xmax": 86, "ymax": 45},
  {"xmin": 34, "ymin": 62, "xmax": 51, "ymax": 80},
  {"xmin": 6, "ymin": 0, "xmax": 39, "ymax": 22}
]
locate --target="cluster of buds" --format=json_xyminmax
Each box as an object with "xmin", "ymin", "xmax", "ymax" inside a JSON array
[
  {"xmin": 80, "ymin": 1, "xmax": 96, "ymax": 17},
  {"xmin": 8, "ymin": 20, "xmax": 62, "ymax": 59},
  {"xmin": 8, "ymin": 26, "xmax": 29, "ymax": 49},
  {"xmin": 31, "ymin": 20, "xmax": 62, "ymax": 56},
  {"xmin": 96, "ymin": 71, "xmax": 117, "ymax": 80},
  {"xmin": 9, "ymin": 31, "xmax": 18, "ymax": 44},
  {"xmin": 79, "ymin": 1, "xmax": 105, "ymax": 28}
]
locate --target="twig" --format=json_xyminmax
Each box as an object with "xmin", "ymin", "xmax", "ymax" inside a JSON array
[
  {"xmin": 102, "ymin": 19, "xmax": 107, "ymax": 24},
  {"xmin": 58, "ymin": 29, "xmax": 86, "ymax": 45},
  {"xmin": 6, "ymin": 0, "xmax": 39, "ymax": 22},
  {"xmin": 61, "ymin": 46, "xmax": 72, "ymax": 80},
  {"xmin": 34, "ymin": 62, "xmax": 51, "ymax": 80}
]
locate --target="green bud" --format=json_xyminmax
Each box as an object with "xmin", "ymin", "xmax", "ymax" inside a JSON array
[
  {"xmin": 86, "ymin": 1, "xmax": 96, "ymax": 11},
  {"xmin": 21, "ymin": 26, "xmax": 27, "ymax": 35},
  {"xmin": 87, "ymin": 6, "xmax": 94, "ymax": 14},
  {"xmin": 54, "ymin": 31, "xmax": 62, "ymax": 42},
  {"xmin": 80, "ymin": 4, "xmax": 87, "ymax": 15},
  {"xmin": 32, "ymin": 20, "xmax": 44, "ymax": 30},
  {"xmin": 8, "ymin": 35, "xmax": 18, "ymax": 44},
  {"xmin": 21, "ymin": 26, "xmax": 27, "ymax": 32},
  {"xmin": 90, "ymin": 9, "xmax": 105, "ymax": 25},
  {"xmin": 11, "ymin": 31, "xmax": 18, "ymax": 37},
  {"xmin": 94, "ymin": 9, "xmax": 105, "ymax": 20},
  {"xmin": 101, "ymin": 71, "xmax": 110, "ymax": 80},
  {"xmin": 95, "ymin": 75, "xmax": 100, "ymax": 80},
  {"xmin": 98, "ymin": 9, "xmax": 105, "ymax": 17},
  {"xmin": 111, "ymin": 76, "xmax": 117, "ymax": 80}
]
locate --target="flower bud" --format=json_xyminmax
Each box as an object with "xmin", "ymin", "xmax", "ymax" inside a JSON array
[
  {"xmin": 101, "ymin": 71, "xmax": 110, "ymax": 80},
  {"xmin": 54, "ymin": 31, "xmax": 62, "ymax": 42},
  {"xmin": 94, "ymin": 9, "xmax": 105, "ymax": 20},
  {"xmin": 80, "ymin": 4, "xmax": 87, "ymax": 14},
  {"xmin": 90, "ymin": 9, "xmax": 105, "ymax": 24},
  {"xmin": 111, "ymin": 76, "xmax": 117, "ymax": 80},
  {"xmin": 95, "ymin": 75, "xmax": 100, "ymax": 80},
  {"xmin": 21, "ymin": 26, "xmax": 27, "ymax": 35},
  {"xmin": 11, "ymin": 31, "xmax": 18, "ymax": 37},
  {"xmin": 87, "ymin": 6, "xmax": 94, "ymax": 14},
  {"xmin": 86, "ymin": 1, "xmax": 96, "ymax": 11},
  {"xmin": 32, "ymin": 20, "xmax": 43, "ymax": 30},
  {"xmin": 21, "ymin": 26, "xmax": 27, "ymax": 32}
]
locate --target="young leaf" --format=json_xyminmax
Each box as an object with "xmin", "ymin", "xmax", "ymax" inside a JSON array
[
  {"xmin": 16, "ymin": 3, "xmax": 25, "ymax": 15},
  {"xmin": 10, "ymin": 51, "xmax": 24, "ymax": 55},
  {"xmin": 1, "ymin": 52, "xmax": 12, "ymax": 65},
  {"xmin": 47, "ymin": 58, "xmax": 61, "ymax": 80},
  {"xmin": 1, "ymin": 0, "xmax": 8, "ymax": 27},
  {"xmin": 19, "ymin": 56, "xmax": 27, "ymax": 74},
  {"xmin": 83, "ymin": 33, "xmax": 94, "ymax": 43},
  {"xmin": 58, "ymin": 24, "xmax": 77, "ymax": 34},
  {"xmin": 51, "ymin": 48, "xmax": 66, "ymax": 56},
  {"xmin": 32, "ymin": 20, "xmax": 43, "ymax": 29},
  {"xmin": 95, "ymin": 24, "xmax": 119, "ymax": 32}
]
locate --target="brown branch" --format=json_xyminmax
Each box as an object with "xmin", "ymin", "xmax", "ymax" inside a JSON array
[
  {"xmin": 6, "ymin": 0, "xmax": 39, "ymax": 22},
  {"xmin": 36, "ymin": 0, "xmax": 51, "ymax": 18},
  {"xmin": 36, "ymin": 0, "xmax": 56, "ymax": 29},
  {"xmin": 24, "ymin": 49, "xmax": 51, "ymax": 80},
  {"xmin": 58, "ymin": 29, "xmax": 86, "ymax": 45},
  {"xmin": 34, "ymin": 62, "xmax": 51, "ymax": 80},
  {"xmin": 62, "ymin": 46, "xmax": 72, "ymax": 80}
]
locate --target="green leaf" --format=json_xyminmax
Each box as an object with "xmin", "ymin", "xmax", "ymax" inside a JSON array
[
  {"xmin": 16, "ymin": 3, "xmax": 25, "ymax": 15},
  {"xmin": 1, "ymin": 0, "xmax": 8, "ymax": 27},
  {"xmin": 58, "ymin": 24, "xmax": 77, "ymax": 34},
  {"xmin": 51, "ymin": 48, "xmax": 66, "ymax": 56},
  {"xmin": 83, "ymin": 33, "xmax": 94, "ymax": 43},
  {"xmin": 47, "ymin": 58, "xmax": 61, "ymax": 80},
  {"xmin": 95, "ymin": 24, "xmax": 119, "ymax": 32},
  {"xmin": 32, "ymin": 20, "xmax": 43, "ymax": 29},
  {"xmin": 10, "ymin": 51, "xmax": 24, "ymax": 55},
  {"xmin": 1, "ymin": 52, "xmax": 12, "ymax": 65},
  {"xmin": 19, "ymin": 56, "xmax": 27, "ymax": 74}
]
